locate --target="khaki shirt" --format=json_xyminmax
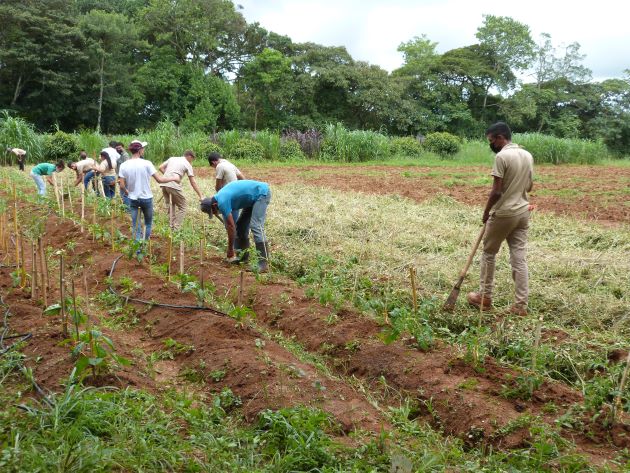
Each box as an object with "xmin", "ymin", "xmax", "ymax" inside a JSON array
[
  {"xmin": 75, "ymin": 158, "xmax": 95, "ymax": 174},
  {"xmin": 491, "ymin": 143, "xmax": 534, "ymax": 217},
  {"xmin": 160, "ymin": 157, "xmax": 193, "ymax": 191}
]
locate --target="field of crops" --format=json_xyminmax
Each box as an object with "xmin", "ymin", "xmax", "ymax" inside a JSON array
[{"xmin": 0, "ymin": 156, "xmax": 629, "ymax": 471}]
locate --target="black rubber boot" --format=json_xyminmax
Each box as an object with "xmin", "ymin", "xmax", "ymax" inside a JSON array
[
  {"xmin": 234, "ymin": 237, "xmax": 250, "ymax": 264},
  {"xmin": 255, "ymin": 241, "xmax": 269, "ymax": 273}
]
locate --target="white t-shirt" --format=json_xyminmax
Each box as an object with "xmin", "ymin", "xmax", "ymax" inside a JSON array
[
  {"xmin": 160, "ymin": 156, "xmax": 193, "ymax": 191},
  {"xmin": 102, "ymin": 147, "xmax": 120, "ymax": 169},
  {"xmin": 11, "ymin": 148, "xmax": 26, "ymax": 156},
  {"xmin": 118, "ymin": 158, "xmax": 157, "ymax": 200},
  {"xmin": 215, "ymin": 159, "xmax": 240, "ymax": 184}
]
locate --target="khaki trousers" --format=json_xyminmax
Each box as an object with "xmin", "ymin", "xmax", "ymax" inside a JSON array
[
  {"xmin": 162, "ymin": 187, "xmax": 186, "ymax": 230},
  {"xmin": 479, "ymin": 211, "xmax": 529, "ymax": 307}
]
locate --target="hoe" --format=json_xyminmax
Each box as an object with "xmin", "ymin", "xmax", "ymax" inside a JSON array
[{"xmin": 443, "ymin": 223, "xmax": 486, "ymax": 312}]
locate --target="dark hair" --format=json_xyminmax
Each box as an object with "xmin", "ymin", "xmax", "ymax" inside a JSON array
[
  {"xmin": 79, "ymin": 150, "xmax": 87, "ymax": 158},
  {"xmin": 109, "ymin": 140, "xmax": 118, "ymax": 148},
  {"xmin": 208, "ymin": 152, "xmax": 221, "ymax": 163},
  {"xmin": 128, "ymin": 142, "xmax": 142, "ymax": 153},
  {"xmin": 485, "ymin": 122, "xmax": 512, "ymax": 140},
  {"xmin": 66, "ymin": 161, "xmax": 74, "ymax": 169},
  {"xmin": 56, "ymin": 160, "xmax": 65, "ymax": 170},
  {"xmin": 184, "ymin": 149, "xmax": 196, "ymax": 158},
  {"xmin": 101, "ymin": 151, "xmax": 113, "ymax": 170}
]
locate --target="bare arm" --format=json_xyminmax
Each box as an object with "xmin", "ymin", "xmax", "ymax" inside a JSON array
[
  {"xmin": 482, "ymin": 176, "xmax": 503, "ymax": 223},
  {"xmin": 73, "ymin": 172, "xmax": 82, "ymax": 187},
  {"xmin": 526, "ymin": 170, "xmax": 533, "ymax": 193},
  {"xmin": 152, "ymin": 173, "xmax": 180, "ymax": 184},
  {"xmin": 236, "ymin": 170, "xmax": 245, "ymax": 180},
  {"xmin": 188, "ymin": 175, "xmax": 203, "ymax": 200},
  {"xmin": 215, "ymin": 178, "xmax": 223, "ymax": 192},
  {"xmin": 118, "ymin": 177, "xmax": 128, "ymax": 195},
  {"xmin": 47, "ymin": 175, "xmax": 55, "ymax": 186},
  {"xmin": 158, "ymin": 163, "xmax": 167, "ymax": 174}
]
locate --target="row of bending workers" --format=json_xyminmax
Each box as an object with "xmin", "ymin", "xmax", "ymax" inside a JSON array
[{"xmin": 20, "ymin": 120, "xmax": 529, "ymax": 301}]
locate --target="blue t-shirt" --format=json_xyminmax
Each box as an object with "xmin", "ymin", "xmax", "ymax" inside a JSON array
[{"xmin": 214, "ymin": 180, "xmax": 270, "ymax": 220}]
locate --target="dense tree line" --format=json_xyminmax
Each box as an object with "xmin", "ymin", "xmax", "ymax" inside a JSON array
[{"xmin": 1, "ymin": 0, "xmax": 629, "ymax": 153}]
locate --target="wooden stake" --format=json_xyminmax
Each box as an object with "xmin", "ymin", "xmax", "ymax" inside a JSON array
[
  {"xmin": 19, "ymin": 233, "xmax": 26, "ymax": 287},
  {"xmin": 52, "ymin": 174, "xmax": 60, "ymax": 209},
  {"xmin": 13, "ymin": 183, "xmax": 19, "ymax": 273},
  {"xmin": 60, "ymin": 176, "xmax": 65, "ymax": 218},
  {"xmin": 71, "ymin": 280, "xmax": 80, "ymax": 339},
  {"xmin": 238, "ymin": 270, "xmax": 244, "ymax": 306},
  {"xmin": 80, "ymin": 186, "xmax": 85, "ymax": 233},
  {"xmin": 179, "ymin": 240, "xmax": 184, "ymax": 275},
  {"xmin": 59, "ymin": 253, "xmax": 67, "ymax": 338},
  {"xmin": 409, "ymin": 266, "xmax": 418, "ymax": 314},
  {"xmin": 110, "ymin": 207, "xmax": 115, "ymax": 251},
  {"xmin": 31, "ymin": 241, "xmax": 37, "ymax": 300},
  {"xmin": 98, "ymin": 178, "xmax": 105, "ymax": 199},
  {"xmin": 199, "ymin": 238, "xmax": 204, "ymax": 297},
  {"xmin": 38, "ymin": 238, "xmax": 47, "ymax": 306},
  {"xmin": 67, "ymin": 178, "xmax": 73, "ymax": 214},
  {"xmin": 92, "ymin": 202, "xmax": 96, "ymax": 241}
]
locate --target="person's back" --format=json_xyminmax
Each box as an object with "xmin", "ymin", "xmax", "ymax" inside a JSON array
[
  {"xmin": 492, "ymin": 144, "xmax": 533, "ymax": 218},
  {"xmin": 160, "ymin": 156, "xmax": 193, "ymax": 191},
  {"xmin": 215, "ymin": 159, "xmax": 240, "ymax": 185},
  {"xmin": 118, "ymin": 158, "xmax": 156, "ymax": 200},
  {"xmin": 215, "ymin": 180, "xmax": 270, "ymax": 218},
  {"xmin": 75, "ymin": 158, "xmax": 95, "ymax": 174}
]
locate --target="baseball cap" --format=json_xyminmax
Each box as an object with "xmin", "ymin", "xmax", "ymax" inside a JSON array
[
  {"xmin": 200, "ymin": 197, "xmax": 216, "ymax": 217},
  {"xmin": 129, "ymin": 140, "xmax": 148, "ymax": 148}
]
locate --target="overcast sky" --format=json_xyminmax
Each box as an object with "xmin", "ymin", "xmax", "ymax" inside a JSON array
[{"xmin": 237, "ymin": 0, "xmax": 629, "ymax": 81}]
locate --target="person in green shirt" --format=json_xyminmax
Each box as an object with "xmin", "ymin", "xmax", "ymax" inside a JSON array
[{"xmin": 30, "ymin": 161, "xmax": 65, "ymax": 196}]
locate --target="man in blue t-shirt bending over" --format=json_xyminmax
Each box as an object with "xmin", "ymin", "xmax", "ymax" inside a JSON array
[{"xmin": 200, "ymin": 180, "xmax": 271, "ymax": 272}]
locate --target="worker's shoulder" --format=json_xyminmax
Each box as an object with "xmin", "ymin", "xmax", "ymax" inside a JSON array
[{"xmin": 497, "ymin": 143, "xmax": 533, "ymax": 161}]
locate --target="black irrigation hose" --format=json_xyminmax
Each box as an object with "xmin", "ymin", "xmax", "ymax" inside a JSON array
[{"xmin": 108, "ymin": 255, "xmax": 229, "ymax": 318}]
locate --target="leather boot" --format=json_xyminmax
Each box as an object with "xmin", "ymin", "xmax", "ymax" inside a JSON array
[
  {"xmin": 234, "ymin": 237, "xmax": 250, "ymax": 264},
  {"xmin": 255, "ymin": 241, "xmax": 270, "ymax": 273}
]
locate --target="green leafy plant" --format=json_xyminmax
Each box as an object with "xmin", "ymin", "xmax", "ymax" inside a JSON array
[
  {"xmin": 423, "ymin": 132, "xmax": 461, "ymax": 157},
  {"xmin": 72, "ymin": 328, "xmax": 130, "ymax": 380},
  {"xmin": 389, "ymin": 136, "xmax": 423, "ymax": 158},
  {"xmin": 226, "ymin": 138, "xmax": 265, "ymax": 162},
  {"xmin": 43, "ymin": 130, "xmax": 79, "ymax": 163}
]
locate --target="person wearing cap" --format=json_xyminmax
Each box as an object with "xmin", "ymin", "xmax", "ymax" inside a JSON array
[
  {"xmin": 200, "ymin": 180, "xmax": 271, "ymax": 272},
  {"xmin": 118, "ymin": 140, "xmax": 180, "ymax": 241},
  {"xmin": 68, "ymin": 151, "xmax": 96, "ymax": 188},
  {"xmin": 7, "ymin": 147, "xmax": 27, "ymax": 171},
  {"xmin": 30, "ymin": 161, "xmax": 65, "ymax": 196},
  {"xmin": 90, "ymin": 150, "xmax": 117, "ymax": 199},
  {"xmin": 158, "ymin": 150, "xmax": 203, "ymax": 230}
]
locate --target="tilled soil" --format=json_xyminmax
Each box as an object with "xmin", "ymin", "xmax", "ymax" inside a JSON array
[
  {"xmin": 1, "ymin": 194, "xmax": 628, "ymax": 465},
  {"xmin": 202, "ymin": 164, "xmax": 630, "ymax": 226}
]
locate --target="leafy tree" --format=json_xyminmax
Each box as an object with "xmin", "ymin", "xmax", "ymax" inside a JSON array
[
  {"xmin": 0, "ymin": 0, "xmax": 88, "ymax": 129},
  {"xmin": 78, "ymin": 10, "xmax": 146, "ymax": 132}
]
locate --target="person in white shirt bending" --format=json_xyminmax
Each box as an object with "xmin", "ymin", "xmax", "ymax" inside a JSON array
[
  {"xmin": 158, "ymin": 150, "xmax": 203, "ymax": 230},
  {"xmin": 118, "ymin": 140, "xmax": 180, "ymax": 241}
]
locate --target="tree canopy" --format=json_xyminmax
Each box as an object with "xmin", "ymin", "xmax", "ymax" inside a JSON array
[{"xmin": 1, "ymin": 0, "xmax": 629, "ymax": 153}]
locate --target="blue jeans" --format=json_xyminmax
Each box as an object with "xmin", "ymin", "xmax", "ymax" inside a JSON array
[
  {"xmin": 83, "ymin": 171, "xmax": 96, "ymax": 190},
  {"xmin": 129, "ymin": 197, "xmax": 153, "ymax": 241},
  {"xmin": 31, "ymin": 172, "xmax": 46, "ymax": 196},
  {"xmin": 235, "ymin": 191, "xmax": 271, "ymax": 243},
  {"xmin": 102, "ymin": 176, "xmax": 116, "ymax": 199}
]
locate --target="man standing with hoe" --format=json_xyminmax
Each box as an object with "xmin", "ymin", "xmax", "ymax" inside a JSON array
[{"xmin": 467, "ymin": 122, "xmax": 534, "ymax": 316}]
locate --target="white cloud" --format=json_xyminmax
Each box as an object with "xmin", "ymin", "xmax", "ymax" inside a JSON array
[{"xmin": 238, "ymin": 0, "xmax": 630, "ymax": 79}]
